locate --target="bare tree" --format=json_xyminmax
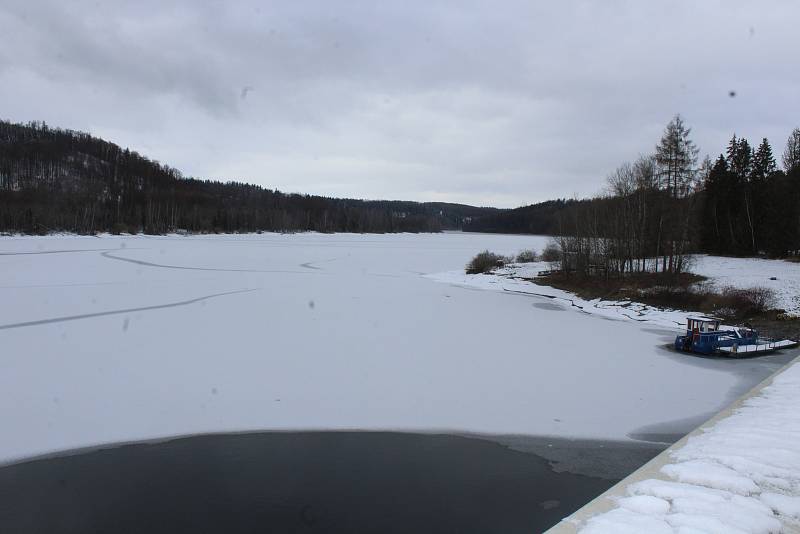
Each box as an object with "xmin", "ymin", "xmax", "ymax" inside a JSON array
[{"xmin": 783, "ymin": 128, "xmax": 800, "ymax": 172}]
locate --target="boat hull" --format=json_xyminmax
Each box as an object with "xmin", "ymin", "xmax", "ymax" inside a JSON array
[{"xmin": 675, "ymin": 335, "xmax": 798, "ymax": 357}]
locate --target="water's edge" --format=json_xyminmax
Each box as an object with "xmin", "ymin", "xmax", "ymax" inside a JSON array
[{"xmin": 0, "ymin": 430, "xmax": 662, "ymax": 534}]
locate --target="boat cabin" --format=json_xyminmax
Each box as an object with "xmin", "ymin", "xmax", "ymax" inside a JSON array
[
  {"xmin": 686, "ymin": 316, "xmax": 722, "ymax": 335},
  {"xmin": 676, "ymin": 316, "xmax": 729, "ymax": 354}
]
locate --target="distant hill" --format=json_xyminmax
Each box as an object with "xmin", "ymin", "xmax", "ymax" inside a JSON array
[
  {"xmin": 0, "ymin": 120, "xmax": 502, "ymax": 235},
  {"xmin": 462, "ymin": 199, "xmax": 580, "ymax": 235}
]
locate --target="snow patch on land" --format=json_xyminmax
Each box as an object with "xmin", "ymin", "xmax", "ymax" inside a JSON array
[
  {"xmin": 580, "ymin": 360, "xmax": 800, "ymax": 533},
  {"xmin": 691, "ymin": 255, "xmax": 800, "ymax": 317}
]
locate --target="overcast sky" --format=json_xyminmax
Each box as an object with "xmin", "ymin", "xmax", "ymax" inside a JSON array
[{"xmin": 2, "ymin": 1, "xmax": 798, "ymax": 207}]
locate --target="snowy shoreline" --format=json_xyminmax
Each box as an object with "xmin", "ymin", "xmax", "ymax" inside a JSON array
[{"xmin": 427, "ymin": 254, "xmax": 800, "ymax": 327}]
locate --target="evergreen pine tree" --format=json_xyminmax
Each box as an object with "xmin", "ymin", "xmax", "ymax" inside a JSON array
[
  {"xmin": 751, "ymin": 138, "xmax": 777, "ymax": 181},
  {"xmin": 700, "ymin": 155, "xmax": 727, "ymax": 252},
  {"xmin": 655, "ymin": 114, "xmax": 699, "ymax": 197},
  {"xmin": 744, "ymin": 138, "xmax": 777, "ymax": 254},
  {"xmin": 728, "ymin": 137, "xmax": 753, "ymax": 180}
]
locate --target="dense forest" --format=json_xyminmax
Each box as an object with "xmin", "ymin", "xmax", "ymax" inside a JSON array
[
  {"xmin": 701, "ymin": 133, "xmax": 800, "ymax": 257},
  {"xmin": 467, "ymin": 117, "xmax": 800, "ymax": 275},
  {"xmin": 0, "ymin": 120, "xmax": 500, "ymax": 235},
  {"xmin": 462, "ymin": 199, "xmax": 580, "ymax": 235}
]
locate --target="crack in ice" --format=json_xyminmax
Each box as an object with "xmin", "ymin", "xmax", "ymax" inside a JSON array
[
  {"xmin": 0, "ymin": 248, "xmax": 119, "ymax": 256},
  {"xmin": 101, "ymin": 251, "xmax": 322, "ymax": 275},
  {"xmin": 0, "ymin": 288, "xmax": 259, "ymax": 331}
]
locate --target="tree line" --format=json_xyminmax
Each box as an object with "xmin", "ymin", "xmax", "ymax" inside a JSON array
[
  {"xmin": 467, "ymin": 117, "xmax": 800, "ymax": 278},
  {"xmin": 701, "ymin": 131, "xmax": 800, "ymax": 256},
  {"xmin": 0, "ymin": 120, "xmax": 498, "ymax": 235},
  {"xmin": 557, "ymin": 118, "xmax": 800, "ymax": 278},
  {"xmin": 553, "ymin": 115, "xmax": 703, "ymax": 278},
  {"xmin": 570, "ymin": 119, "xmax": 800, "ymax": 278}
]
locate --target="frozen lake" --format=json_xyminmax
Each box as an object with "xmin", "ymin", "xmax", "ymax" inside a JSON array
[{"xmin": 0, "ymin": 232, "xmax": 791, "ymax": 464}]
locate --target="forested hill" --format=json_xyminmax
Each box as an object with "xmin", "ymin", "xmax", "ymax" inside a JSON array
[
  {"xmin": 462, "ymin": 199, "xmax": 580, "ymax": 235},
  {"xmin": 0, "ymin": 120, "xmax": 501, "ymax": 235}
]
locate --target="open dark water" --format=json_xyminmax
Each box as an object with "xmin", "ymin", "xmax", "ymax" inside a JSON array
[{"xmin": 0, "ymin": 431, "xmax": 657, "ymax": 534}]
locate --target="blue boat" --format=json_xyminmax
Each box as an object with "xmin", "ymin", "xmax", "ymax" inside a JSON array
[{"xmin": 674, "ymin": 316, "xmax": 798, "ymax": 356}]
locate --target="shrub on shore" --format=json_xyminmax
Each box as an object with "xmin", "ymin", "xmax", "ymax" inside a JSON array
[
  {"xmin": 720, "ymin": 286, "xmax": 776, "ymax": 316},
  {"xmin": 638, "ymin": 283, "xmax": 777, "ymax": 319},
  {"xmin": 466, "ymin": 251, "xmax": 507, "ymax": 274},
  {"xmin": 541, "ymin": 243, "xmax": 561, "ymax": 263},
  {"xmin": 111, "ymin": 222, "xmax": 128, "ymax": 235},
  {"xmin": 515, "ymin": 249, "xmax": 538, "ymax": 263}
]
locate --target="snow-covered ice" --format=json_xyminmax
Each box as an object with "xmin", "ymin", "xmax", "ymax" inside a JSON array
[
  {"xmin": 0, "ymin": 232, "xmax": 791, "ymax": 464},
  {"xmin": 426, "ymin": 261, "xmax": 692, "ymax": 329},
  {"xmin": 579, "ymin": 359, "xmax": 800, "ymax": 533}
]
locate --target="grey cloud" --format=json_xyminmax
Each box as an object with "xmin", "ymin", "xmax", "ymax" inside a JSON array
[{"xmin": 1, "ymin": 0, "xmax": 799, "ymax": 207}]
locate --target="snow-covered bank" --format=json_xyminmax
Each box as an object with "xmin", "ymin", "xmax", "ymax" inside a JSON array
[
  {"xmin": 0, "ymin": 233, "xmax": 788, "ymax": 464},
  {"xmin": 428, "ymin": 251, "xmax": 800, "ymax": 329},
  {"xmin": 552, "ymin": 356, "xmax": 800, "ymax": 534}
]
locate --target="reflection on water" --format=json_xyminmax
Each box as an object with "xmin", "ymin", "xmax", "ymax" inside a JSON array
[{"xmin": 0, "ymin": 431, "xmax": 620, "ymax": 534}]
